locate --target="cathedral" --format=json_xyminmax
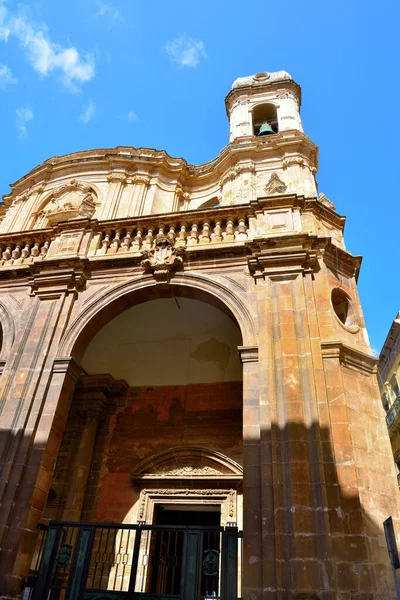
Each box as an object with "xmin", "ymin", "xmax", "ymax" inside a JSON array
[{"xmin": 0, "ymin": 70, "xmax": 398, "ymax": 600}]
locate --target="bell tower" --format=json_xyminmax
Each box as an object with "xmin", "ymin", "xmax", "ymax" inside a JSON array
[{"xmin": 226, "ymin": 70, "xmax": 303, "ymax": 141}]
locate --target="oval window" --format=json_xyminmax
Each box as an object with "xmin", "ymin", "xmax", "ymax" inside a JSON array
[{"xmin": 331, "ymin": 288, "xmax": 357, "ymax": 330}]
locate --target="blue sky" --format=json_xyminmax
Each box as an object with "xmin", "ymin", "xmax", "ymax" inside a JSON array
[{"xmin": 0, "ymin": 0, "xmax": 398, "ymax": 352}]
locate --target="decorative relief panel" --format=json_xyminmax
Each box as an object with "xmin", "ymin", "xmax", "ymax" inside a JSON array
[
  {"xmin": 34, "ymin": 180, "xmax": 98, "ymax": 228},
  {"xmin": 265, "ymin": 208, "xmax": 294, "ymax": 231}
]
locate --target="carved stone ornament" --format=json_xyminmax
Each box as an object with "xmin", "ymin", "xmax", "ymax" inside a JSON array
[
  {"xmin": 141, "ymin": 233, "xmax": 184, "ymax": 283},
  {"xmin": 156, "ymin": 464, "xmax": 224, "ymax": 476},
  {"xmin": 36, "ymin": 180, "xmax": 97, "ymax": 227},
  {"xmin": 264, "ymin": 172, "xmax": 287, "ymax": 195}
]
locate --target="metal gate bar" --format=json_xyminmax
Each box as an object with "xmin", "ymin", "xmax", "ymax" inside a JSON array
[{"xmin": 30, "ymin": 521, "xmax": 241, "ymax": 600}]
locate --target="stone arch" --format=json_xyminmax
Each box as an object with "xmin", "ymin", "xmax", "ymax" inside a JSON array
[
  {"xmin": 58, "ymin": 272, "xmax": 257, "ymax": 361},
  {"xmin": 0, "ymin": 299, "xmax": 16, "ymax": 361}
]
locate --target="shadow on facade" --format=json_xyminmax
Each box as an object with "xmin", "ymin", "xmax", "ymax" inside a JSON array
[{"xmin": 0, "ymin": 415, "xmax": 396, "ymax": 599}]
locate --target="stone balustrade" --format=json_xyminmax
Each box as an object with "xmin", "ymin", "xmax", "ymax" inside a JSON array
[
  {"xmin": 0, "ymin": 198, "xmax": 313, "ymax": 270},
  {"xmin": 0, "ymin": 232, "xmax": 52, "ymax": 267},
  {"xmin": 89, "ymin": 214, "xmax": 249, "ymax": 257}
]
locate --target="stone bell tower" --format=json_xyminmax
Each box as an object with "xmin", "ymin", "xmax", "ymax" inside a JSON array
[{"xmin": 227, "ymin": 70, "xmax": 304, "ymax": 141}]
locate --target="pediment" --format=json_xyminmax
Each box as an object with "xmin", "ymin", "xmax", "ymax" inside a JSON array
[
  {"xmin": 35, "ymin": 179, "xmax": 98, "ymax": 228},
  {"xmin": 131, "ymin": 446, "xmax": 242, "ymax": 481}
]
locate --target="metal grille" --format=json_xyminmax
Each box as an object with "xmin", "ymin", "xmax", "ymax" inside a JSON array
[{"xmin": 29, "ymin": 521, "xmax": 241, "ymax": 600}]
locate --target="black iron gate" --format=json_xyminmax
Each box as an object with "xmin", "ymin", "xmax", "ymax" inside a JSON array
[{"xmin": 30, "ymin": 521, "xmax": 241, "ymax": 600}]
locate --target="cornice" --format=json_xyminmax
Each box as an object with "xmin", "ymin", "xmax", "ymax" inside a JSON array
[
  {"xmin": 321, "ymin": 341, "xmax": 377, "ymax": 374},
  {"xmin": 225, "ymin": 78, "xmax": 302, "ymax": 115},
  {"xmin": 3, "ymin": 133, "xmax": 318, "ymax": 202},
  {"xmin": 322, "ymin": 239, "xmax": 362, "ymax": 280}
]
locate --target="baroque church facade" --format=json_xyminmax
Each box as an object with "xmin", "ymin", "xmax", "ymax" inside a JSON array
[{"xmin": 0, "ymin": 71, "xmax": 398, "ymax": 599}]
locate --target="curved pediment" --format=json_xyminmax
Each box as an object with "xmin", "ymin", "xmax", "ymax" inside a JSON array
[
  {"xmin": 131, "ymin": 446, "xmax": 242, "ymax": 481},
  {"xmin": 35, "ymin": 179, "xmax": 98, "ymax": 228}
]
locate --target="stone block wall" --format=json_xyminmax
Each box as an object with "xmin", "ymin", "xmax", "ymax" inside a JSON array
[{"xmin": 44, "ymin": 380, "xmax": 243, "ymax": 526}]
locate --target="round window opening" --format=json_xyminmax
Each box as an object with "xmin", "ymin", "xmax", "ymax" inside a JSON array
[{"xmin": 331, "ymin": 288, "xmax": 357, "ymax": 330}]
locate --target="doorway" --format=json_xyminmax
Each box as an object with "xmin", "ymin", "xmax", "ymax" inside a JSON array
[{"xmin": 148, "ymin": 505, "xmax": 222, "ymax": 597}]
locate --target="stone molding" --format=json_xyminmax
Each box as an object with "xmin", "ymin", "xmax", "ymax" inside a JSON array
[
  {"xmin": 52, "ymin": 357, "xmax": 85, "ymax": 383},
  {"xmin": 238, "ymin": 345, "xmax": 259, "ymax": 363},
  {"xmin": 320, "ymin": 341, "xmax": 378, "ymax": 374},
  {"xmin": 131, "ymin": 446, "xmax": 243, "ymax": 483},
  {"xmin": 28, "ymin": 259, "xmax": 88, "ymax": 299},
  {"xmin": 246, "ymin": 234, "xmax": 319, "ymax": 281},
  {"xmin": 136, "ymin": 487, "xmax": 238, "ymax": 525}
]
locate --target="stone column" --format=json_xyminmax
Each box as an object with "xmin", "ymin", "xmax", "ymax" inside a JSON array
[
  {"xmin": 62, "ymin": 374, "xmax": 127, "ymax": 523},
  {"xmin": 62, "ymin": 399, "xmax": 103, "ymax": 522}
]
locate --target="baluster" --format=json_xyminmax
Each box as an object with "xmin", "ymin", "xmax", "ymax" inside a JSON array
[
  {"xmin": 2, "ymin": 246, "xmax": 12, "ymax": 261},
  {"xmin": 40, "ymin": 241, "xmax": 49, "ymax": 258},
  {"xmin": 224, "ymin": 217, "xmax": 235, "ymax": 242},
  {"xmin": 21, "ymin": 243, "xmax": 31, "ymax": 260},
  {"xmin": 0, "ymin": 247, "xmax": 3, "ymax": 265},
  {"xmin": 142, "ymin": 227, "xmax": 154, "ymax": 252},
  {"xmin": 188, "ymin": 223, "xmax": 199, "ymax": 246},
  {"xmin": 199, "ymin": 220, "xmax": 211, "ymax": 244},
  {"xmin": 121, "ymin": 229, "xmax": 132, "ymax": 252},
  {"xmin": 109, "ymin": 228, "xmax": 121, "ymax": 253},
  {"xmin": 11, "ymin": 244, "xmax": 21, "ymax": 261},
  {"xmin": 101, "ymin": 230, "xmax": 112, "ymax": 254},
  {"xmin": 211, "ymin": 220, "xmax": 223, "ymax": 243},
  {"xmin": 176, "ymin": 223, "xmax": 187, "ymax": 248},
  {"xmin": 31, "ymin": 242, "xmax": 40, "ymax": 258},
  {"xmin": 168, "ymin": 225, "xmax": 176, "ymax": 244},
  {"xmin": 131, "ymin": 228, "xmax": 143, "ymax": 253},
  {"xmin": 236, "ymin": 217, "xmax": 248, "ymax": 240}
]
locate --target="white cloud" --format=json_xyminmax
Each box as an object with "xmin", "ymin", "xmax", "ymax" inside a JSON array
[
  {"xmin": 79, "ymin": 100, "xmax": 96, "ymax": 124},
  {"xmin": 164, "ymin": 34, "xmax": 207, "ymax": 68},
  {"xmin": 16, "ymin": 106, "xmax": 33, "ymax": 139},
  {"xmin": 0, "ymin": 3, "xmax": 95, "ymax": 91},
  {"xmin": 96, "ymin": 1, "xmax": 121, "ymax": 20},
  {"xmin": 0, "ymin": 2, "xmax": 10, "ymax": 41},
  {"xmin": 127, "ymin": 109, "xmax": 138, "ymax": 122},
  {"xmin": 0, "ymin": 63, "xmax": 17, "ymax": 88}
]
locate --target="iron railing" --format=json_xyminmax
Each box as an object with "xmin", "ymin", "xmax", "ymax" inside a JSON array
[
  {"xmin": 386, "ymin": 398, "xmax": 400, "ymax": 429},
  {"xmin": 27, "ymin": 520, "xmax": 241, "ymax": 600}
]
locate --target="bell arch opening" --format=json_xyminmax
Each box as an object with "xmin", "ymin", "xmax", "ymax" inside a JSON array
[{"xmin": 252, "ymin": 102, "xmax": 278, "ymax": 136}]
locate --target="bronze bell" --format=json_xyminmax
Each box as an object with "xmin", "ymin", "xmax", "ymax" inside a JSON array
[{"xmin": 257, "ymin": 122, "xmax": 275, "ymax": 136}]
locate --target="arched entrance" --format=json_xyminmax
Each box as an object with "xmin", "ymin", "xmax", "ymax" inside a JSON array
[{"xmin": 32, "ymin": 279, "xmax": 257, "ymax": 599}]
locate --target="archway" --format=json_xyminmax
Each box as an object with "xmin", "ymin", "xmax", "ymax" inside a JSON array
[{"xmin": 35, "ymin": 279, "xmax": 253, "ymax": 597}]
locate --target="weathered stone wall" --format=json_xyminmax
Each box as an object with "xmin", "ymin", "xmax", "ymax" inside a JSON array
[{"xmin": 43, "ymin": 381, "xmax": 242, "ymax": 526}]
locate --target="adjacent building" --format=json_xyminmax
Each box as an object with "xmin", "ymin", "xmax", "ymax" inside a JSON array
[
  {"xmin": 0, "ymin": 70, "xmax": 398, "ymax": 599},
  {"xmin": 378, "ymin": 312, "xmax": 400, "ymax": 484}
]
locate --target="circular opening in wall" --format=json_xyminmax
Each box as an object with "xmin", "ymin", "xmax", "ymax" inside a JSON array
[{"xmin": 331, "ymin": 288, "xmax": 358, "ymax": 331}]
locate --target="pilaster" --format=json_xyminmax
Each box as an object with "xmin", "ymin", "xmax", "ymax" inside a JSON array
[{"xmin": 0, "ymin": 259, "xmax": 88, "ymax": 596}]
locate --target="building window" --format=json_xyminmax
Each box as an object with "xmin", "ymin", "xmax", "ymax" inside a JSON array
[
  {"xmin": 390, "ymin": 374, "xmax": 400, "ymax": 402},
  {"xmin": 253, "ymin": 103, "xmax": 278, "ymax": 136}
]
